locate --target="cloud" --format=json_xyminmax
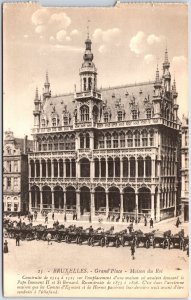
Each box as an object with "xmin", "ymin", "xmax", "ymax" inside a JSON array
[
  {"xmin": 147, "ymin": 34, "xmax": 163, "ymax": 45},
  {"xmin": 31, "ymin": 8, "xmax": 49, "ymax": 26},
  {"xmin": 49, "ymin": 36, "xmax": 55, "ymax": 42},
  {"xmin": 49, "ymin": 12, "xmax": 71, "ymax": 29},
  {"xmin": 49, "ymin": 44, "xmax": 83, "ymax": 53},
  {"xmin": 35, "ymin": 25, "xmax": 46, "ymax": 34},
  {"xmin": 172, "ymin": 56, "xmax": 187, "ymax": 64},
  {"xmin": 56, "ymin": 30, "xmax": 67, "ymax": 42},
  {"xmin": 129, "ymin": 31, "xmax": 146, "ymax": 54},
  {"xmin": 144, "ymin": 54, "xmax": 155, "ymax": 64},
  {"xmin": 70, "ymin": 29, "xmax": 79, "ymax": 36},
  {"xmin": 98, "ymin": 45, "xmax": 107, "ymax": 54},
  {"xmin": 93, "ymin": 28, "xmax": 121, "ymax": 43}
]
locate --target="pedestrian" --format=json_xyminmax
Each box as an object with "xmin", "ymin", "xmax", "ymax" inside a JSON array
[
  {"xmin": 16, "ymin": 233, "xmax": 20, "ymax": 246},
  {"xmin": 150, "ymin": 218, "xmax": 154, "ymax": 228},
  {"xmin": 176, "ymin": 217, "xmax": 181, "ymax": 228},
  {"xmin": 31, "ymin": 214, "xmax": 33, "ymax": 223},
  {"xmin": 52, "ymin": 212, "xmax": 54, "ymax": 221},
  {"xmin": 144, "ymin": 217, "xmax": 147, "ymax": 226},
  {"xmin": 4, "ymin": 240, "xmax": 8, "ymax": 253},
  {"xmin": 130, "ymin": 241, "xmax": 135, "ymax": 260},
  {"xmin": 47, "ymin": 233, "xmax": 52, "ymax": 245}
]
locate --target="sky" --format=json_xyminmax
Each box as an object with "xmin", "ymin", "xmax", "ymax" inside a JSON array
[{"xmin": 3, "ymin": 3, "xmax": 188, "ymax": 138}]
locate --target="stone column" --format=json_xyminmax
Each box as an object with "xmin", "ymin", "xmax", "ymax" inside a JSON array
[
  {"xmin": 128, "ymin": 159, "xmax": 130, "ymax": 178},
  {"xmin": 151, "ymin": 193, "xmax": 155, "ymax": 219},
  {"xmin": 35, "ymin": 190, "xmax": 37, "ymax": 208},
  {"xmin": 70, "ymin": 161, "xmax": 72, "ymax": 178},
  {"xmin": 58, "ymin": 161, "xmax": 60, "ymax": 178},
  {"xmin": 120, "ymin": 192, "xmax": 124, "ymax": 220},
  {"xmin": 29, "ymin": 163, "xmax": 31, "ymax": 179},
  {"xmin": 29, "ymin": 191, "xmax": 32, "ymax": 212},
  {"xmin": 40, "ymin": 161, "xmax": 42, "ymax": 178},
  {"xmin": 34, "ymin": 161, "xmax": 36, "ymax": 178},
  {"xmin": 156, "ymin": 191, "xmax": 160, "ymax": 222},
  {"xmin": 40, "ymin": 191, "xmax": 43, "ymax": 212},
  {"xmin": 52, "ymin": 191, "xmax": 55, "ymax": 212},
  {"xmin": 51, "ymin": 161, "xmax": 54, "ymax": 178},
  {"xmin": 76, "ymin": 161, "xmax": 80, "ymax": 179},
  {"xmin": 120, "ymin": 159, "xmax": 123, "ymax": 179},
  {"xmin": 106, "ymin": 191, "xmax": 109, "ymax": 217},
  {"xmin": 143, "ymin": 159, "xmax": 146, "ymax": 178},
  {"xmin": 46, "ymin": 160, "xmax": 48, "ymax": 178},
  {"xmin": 106, "ymin": 158, "xmax": 108, "ymax": 179},
  {"xmin": 76, "ymin": 190, "xmax": 80, "ymax": 219},
  {"xmin": 91, "ymin": 192, "xmax": 95, "ymax": 219},
  {"xmin": 135, "ymin": 193, "xmax": 138, "ymax": 219},
  {"xmin": 113, "ymin": 159, "xmax": 115, "ymax": 178},
  {"xmin": 63, "ymin": 190, "xmax": 66, "ymax": 212},
  {"xmin": 99, "ymin": 160, "xmax": 101, "ymax": 178},
  {"xmin": 135, "ymin": 158, "xmax": 138, "ymax": 179}
]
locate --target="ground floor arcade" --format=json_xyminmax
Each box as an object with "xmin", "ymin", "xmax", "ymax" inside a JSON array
[{"xmin": 29, "ymin": 185, "xmax": 176, "ymax": 222}]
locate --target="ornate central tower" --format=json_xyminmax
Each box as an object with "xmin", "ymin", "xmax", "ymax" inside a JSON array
[{"xmin": 79, "ymin": 34, "xmax": 97, "ymax": 92}]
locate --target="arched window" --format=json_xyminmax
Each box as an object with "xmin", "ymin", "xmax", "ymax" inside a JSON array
[
  {"xmin": 80, "ymin": 105, "xmax": 89, "ymax": 121},
  {"xmin": 127, "ymin": 131, "xmax": 133, "ymax": 147},
  {"xmin": 99, "ymin": 133, "xmax": 104, "ymax": 148},
  {"xmin": 41, "ymin": 119, "xmax": 46, "ymax": 127},
  {"xmin": 130, "ymin": 157, "xmax": 135, "ymax": 177},
  {"xmin": 80, "ymin": 158, "xmax": 90, "ymax": 177},
  {"xmin": 135, "ymin": 130, "xmax": 140, "ymax": 147},
  {"xmin": 120, "ymin": 132, "xmax": 125, "ymax": 147},
  {"xmin": 83, "ymin": 78, "xmax": 86, "ymax": 91},
  {"xmin": 113, "ymin": 132, "xmax": 118, "ymax": 148},
  {"xmin": 145, "ymin": 156, "xmax": 151, "ymax": 177},
  {"xmin": 106, "ymin": 133, "xmax": 111, "ymax": 148},
  {"xmin": 88, "ymin": 77, "xmax": 92, "ymax": 90},
  {"xmin": 93, "ymin": 106, "xmax": 98, "ymax": 123},
  {"xmin": 117, "ymin": 111, "xmax": 123, "ymax": 121},
  {"xmin": 142, "ymin": 130, "xmax": 148, "ymax": 146},
  {"xmin": 132, "ymin": 110, "xmax": 138, "ymax": 120},
  {"xmin": 86, "ymin": 133, "xmax": 90, "ymax": 149},
  {"xmin": 52, "ymin": 118, "xmax": 56, "ymax": 127},
  {"xmin": 104, "ymin": 112, "xmax": 109, "ymax": 123},
  {"xmin": 146, "ymin": 108, "xmax": 151, "ymax": 119},
  {"xmin": 63, "ymin": 116, "xmax": 68, "ymax": 125},
  {"xmin": 138, "ymin": 157, "xmax": 144, "ymax": 177},
  {"xmin": 79, "ymin": 133, "xmax": 84, "ymax": 149},
  {"xmin": 150, "ymin": 129, "xmax": 154, "ymax": 146}
]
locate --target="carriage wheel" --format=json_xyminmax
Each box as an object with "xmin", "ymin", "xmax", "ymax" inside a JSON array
[
  {"xmin": 121, "ymin": 238, "xmax": 125, "ymax": 247},
  {"xmin": 162, "ymin": 241, "xmax": 166, "ymax": 249},
  {"xmin": 65, "ymin": 235, "xmax": 69, "ymax": 243},
  {"xmin": 115, "ymin": 239, "xmax": 119, "ymax": 248},
  {"xmin": 153, "ymin": 241, "xmax": 156, "ymax": 248},
  {"xmin": 146, "ymin": 240, "xmax": 150, "ymax": 249},
  {"xmin": 91, "ymin": 237, "xmax": 94, "ymax": 247},
  {"xmin": 101, "ymin": 238, "xmax": 105, "ymax": 247},
  {"xmin": 77, "ymin": 236, "xmax": 81, "ymax": 245},
  {"xmin": 88, "ymin": 238, "xmax": 91, "ymax": 246},
  {"xmin": 4, "ymin": 232, "xmax": 8, "ymax": 238}
]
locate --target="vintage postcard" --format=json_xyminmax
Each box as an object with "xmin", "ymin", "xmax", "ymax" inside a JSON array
[{"xmin": 3, "ymin": 2, "xmax": 189, "ymax": 298}]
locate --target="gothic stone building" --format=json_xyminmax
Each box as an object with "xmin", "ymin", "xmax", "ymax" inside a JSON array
[
  {"xmin": 3, "ymin": 130, "xmax": 33, "ymax": 213},
  {"xmin": 181, "ymin": 115, "xmax": 189, "ymax": 222},
  {"xmin": 29, "ymin": 36, "xmax": 180, "ymax": 222}
]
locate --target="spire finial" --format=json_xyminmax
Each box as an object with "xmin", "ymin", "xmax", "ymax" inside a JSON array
[
  {"xmin": 35, "ymin": 87, "xmax": 38, "ymax": 99},
  {"xmin": 46, "ymin": 71, "xmax": 49, "ymax": 84},
  {"xmin": 155, "ymin": 64, "xmax": 160, "ymax": 82},
  {"xmin": 164, "ymin": 47, "xmax": 169, "ymax": 64},
  {"xmin": 87, "ymin": 19, "xmax": 90, "ymax": 38}
]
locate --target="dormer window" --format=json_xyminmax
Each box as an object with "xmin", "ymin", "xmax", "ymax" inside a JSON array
[
  {"xmin": 52, "ymin": 118, "xmax": 57, "ymax": 127},
  {"xmin": 63, "ymin": 116, "xmax": 68, "ymax": 126},
  {"xmin": 41, "ymin": 119, "xmax": 46, "ymax": 128},
  {"xmin": 146, "ymin": 108, "xmax": 151, "ymax": 119},
  {"xmin": 117, "ymin": 111, "xmax": 123, "ymax": 121},
  {"xmin": 104, "ymin": 112, "xmax": 109, "ymax": 123},
  {"xmin": 132, "ymin": 110, "xmax": 138, "ymax": 120}
]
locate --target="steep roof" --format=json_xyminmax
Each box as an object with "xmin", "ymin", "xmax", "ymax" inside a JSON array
[{"xmin": 41, "ymin": 81, "xmax": 154, "ymax": 123}]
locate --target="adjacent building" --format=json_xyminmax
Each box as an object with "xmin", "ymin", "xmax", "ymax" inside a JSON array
[
  {"xmin": 181, "ymin": 115, "xmax": 189, "ymax": 221},
  {"xmin": 28, "ymin": 35, "xmax": 181, "ymax": 222},
  {"xmin": 3, "ymin": 130, "xmax": 33, "ymax": 213}
]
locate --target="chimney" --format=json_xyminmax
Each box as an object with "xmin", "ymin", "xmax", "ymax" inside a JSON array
[{"xmin": 24, "ymin": 135, "xmax": 28, "ymax": 154}]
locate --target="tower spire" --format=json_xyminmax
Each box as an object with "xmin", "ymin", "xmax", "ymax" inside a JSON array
[
  {"xmin": 155, "ymin": 64, "xmax": 160, "ymax": 83},
  {"xmin": 87, "ymin": 19, "xmax": 90, "ymax": 39},
  {"xmin": 46, "ymin": 71, "xmax": 49, "ymax": 84},
  {"xmin": 44, "ymin": 71, "xmax": 51, "ymax": 97},
  {"xmin": 35, "ymin": 87, "xmax": 39, "ymax": 100}
]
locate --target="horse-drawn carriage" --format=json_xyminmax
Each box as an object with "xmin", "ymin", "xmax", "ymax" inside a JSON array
[
  {"xmin": 89, "ymin": 227, "xmax": 105, "ymax": 247},
  {"xmin": 152, "ymin": 230, "xmax": 171, "ymax": 249},
  {"xmin": 104, "ymin": 227, "xmax": 121, "ymax": 248}
]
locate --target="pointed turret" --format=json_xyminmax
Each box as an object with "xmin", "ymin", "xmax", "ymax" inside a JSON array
[
  {"xmin": 162, "ymin": 48, "xmax": 171, "ymax": 92},
  {"xmin": 43, "ymin": 71, "xmax": 51, "ymax": 99},
  {"xmin": 154, "ymin": 65, "xmax": 162, "ymax": 91}
]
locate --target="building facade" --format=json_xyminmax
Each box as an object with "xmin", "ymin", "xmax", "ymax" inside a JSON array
[
  {"xmin": 3, "ymin": 130, "xmax": 33, "ymax": 213},
  {"xmin": 29, "ymin": 36, "xmax": 180, "ymax": 222},
  {"xmin": 181, "ymin": 115, "xmax": 189, "ymax": 221}
]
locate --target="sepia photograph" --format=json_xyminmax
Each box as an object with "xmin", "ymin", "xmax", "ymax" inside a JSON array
[{"xmin": 3, "ymin": 2, "xmax": 189, "ymax": 297}]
